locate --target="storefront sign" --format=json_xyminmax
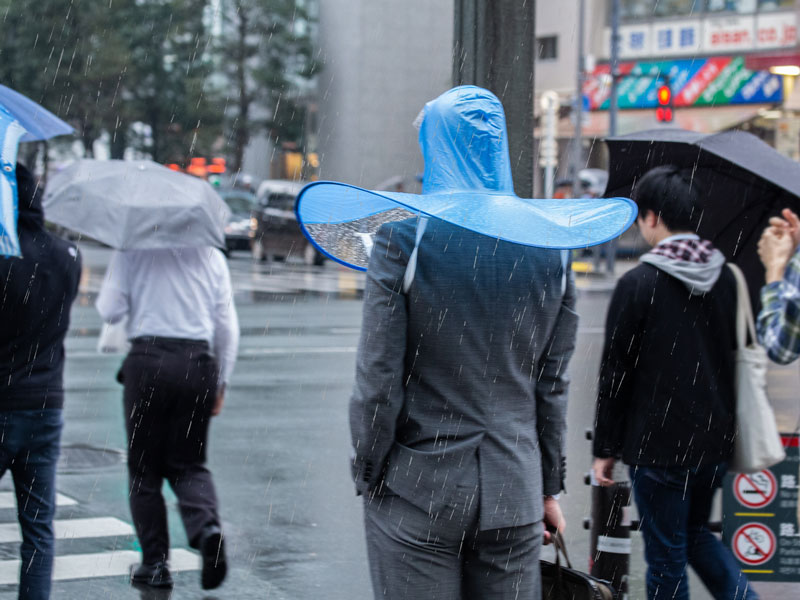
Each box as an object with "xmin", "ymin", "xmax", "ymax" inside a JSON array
[
  {"xmin": 757, "ymin": 13, "xmax": 798, "ymax": 49},
  {"xmin": 612, "ymin": 25, "xmax": 653, "ymax": 59},
  {"xmin": 652, "ymin": 21, "xmax": 702, "ymax": 57},
  {"xmin": 605, "ymin": 12, "xmax": 796, "ymax": 59},
  {"xmin": 722, "ymin": 435, "xmax": 800, "ymax": 582},
  {"xmin": 704, "ymin": 16, "xmax": 755, "ymax": 53},
  {"xmin": 586, "ymin": 55, "xmax": 782, "ymax": 110}
]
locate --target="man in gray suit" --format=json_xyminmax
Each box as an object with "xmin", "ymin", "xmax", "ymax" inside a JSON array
[
  {"xmin": 302, "ymin": 86, "xmax": 632, "ymax": 600},
  {"xmin": 351, "ymin": 215, "xmax": 577, "ymax": 598}
]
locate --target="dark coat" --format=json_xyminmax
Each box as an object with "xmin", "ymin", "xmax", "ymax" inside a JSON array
[
  {"xmin": 350, "ymin": 218, "xmax": 578, "ymax": 531},
  {"xmin": 0, "ymin": 164, "xmax": 81, "ymax": 409},
  {"xmin": 593, "ymin": 263, "xmax": 737, "ymax": 468}
]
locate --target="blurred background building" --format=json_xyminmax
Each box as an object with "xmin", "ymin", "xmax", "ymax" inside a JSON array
[
  {"xmin": 315, "ymin": 0, "xmax": 453, "ymax": 192},
  {"xmin": 531, "ymin": 0, "xmax": 800, "ymax": 190}
]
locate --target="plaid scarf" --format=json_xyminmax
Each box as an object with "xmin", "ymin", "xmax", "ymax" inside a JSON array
[{"xmin": 648, "ymin": 237, "xmax": 716, "ymax": 264}]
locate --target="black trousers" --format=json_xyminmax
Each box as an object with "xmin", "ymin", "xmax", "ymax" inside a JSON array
[{"xmin": 121, "ymin": 337, "xmax": 220, "ymax": 565}]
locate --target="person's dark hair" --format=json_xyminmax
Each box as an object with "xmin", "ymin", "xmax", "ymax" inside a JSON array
[{"xmin": 632, "ymin": 165, "xmax": 702, "ymax": 232}]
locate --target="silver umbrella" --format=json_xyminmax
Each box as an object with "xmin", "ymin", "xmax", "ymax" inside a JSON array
[{"xmin": 43, "ymin": 159, "xmax": 230, "ymax": 250}]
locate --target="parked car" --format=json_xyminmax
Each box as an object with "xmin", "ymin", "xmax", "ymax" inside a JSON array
[
  {"xmin": 251, "ymin": 179, "xmax": 325, "ymax": 265},
  {"xmin": 220, "ymin": 188, "xmax": 257, "ymax": 254}
]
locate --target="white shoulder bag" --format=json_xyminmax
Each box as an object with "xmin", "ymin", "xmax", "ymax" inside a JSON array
[{"xmin": 728, "ymin": 263, "xmax": 785, "ymax": 473}]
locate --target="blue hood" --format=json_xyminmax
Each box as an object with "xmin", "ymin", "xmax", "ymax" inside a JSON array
[{"xmin": 420, "ymin": 86, "xmax": 514, "ymax": 195}]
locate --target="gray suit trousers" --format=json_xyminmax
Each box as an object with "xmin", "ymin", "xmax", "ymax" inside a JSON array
[{"xmin": 363, "ymin": 490, "xmax": 542, "ymax": 599}]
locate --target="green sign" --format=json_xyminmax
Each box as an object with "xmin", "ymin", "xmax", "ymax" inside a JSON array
[{"xmin": 722, "ymin": 435, "xmax": 800, "ymax": 582}]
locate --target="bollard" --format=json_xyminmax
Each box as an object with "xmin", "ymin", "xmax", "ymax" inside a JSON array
[
  {"xmin": 586, "ymin": 428, "xmax": 631, "ymax": 599},
  {"xmin": 589, "ymin": 480, "xmax": 631, "ymax": 599}
]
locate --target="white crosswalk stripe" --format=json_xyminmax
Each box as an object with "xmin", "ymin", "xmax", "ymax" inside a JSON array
[
  {"xmin": 0, "ymin": 549, "xmax": 200, "ymax": 585},
  {"xmin": 0, "ymin": 491, "xmax": 200, "ymax": 586},
  {"xmin": 0, "ymin": 492, "xmax": 77, "ymax": 509},
  {"xmin": 0, "ymin": 517, "xmax": 133, "ymax": 544}
]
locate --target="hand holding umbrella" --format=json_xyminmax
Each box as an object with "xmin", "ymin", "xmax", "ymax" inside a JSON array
[{"xmin": 767, "ymin": 208, "xmax": 800, "ymax": 249}]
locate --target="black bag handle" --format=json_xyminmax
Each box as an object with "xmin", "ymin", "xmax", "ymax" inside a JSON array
[{"xmin": 552, "ymin": 530, "xmax": 573, "ymax": 569}]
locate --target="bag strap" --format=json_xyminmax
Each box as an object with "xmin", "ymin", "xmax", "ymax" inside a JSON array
[
  {"xmin": 402, "ymin": 216, "xmax": 429, "ymax": 294},
  {"xmin": 552, "ymin": 531, "xmax": 573, "ymax": 570},
  {"xmin": 727, "ymin": 263, "xmax": 756, "ymax": 350}
]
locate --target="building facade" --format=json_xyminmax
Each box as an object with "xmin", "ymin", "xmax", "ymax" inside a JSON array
[{"xmin": 586, "ymin": 0, "xmax": 800, "ymax": 158}]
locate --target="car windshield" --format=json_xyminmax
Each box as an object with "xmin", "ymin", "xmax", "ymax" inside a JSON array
[
  {"xmin": 223, "ymin": 193, "xmax": 255, "ymax": 213},
  {"xmin": 266, "ymin": 193, "xmax": 296, "ymax": 211}
]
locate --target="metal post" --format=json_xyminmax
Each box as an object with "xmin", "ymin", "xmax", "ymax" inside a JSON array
[
  {"xmin": 602, "ymin": 0, "xmax": 621, "ymax": 274},
  {"xmin": 590, "ymin": 481, "xmax": 631, "ymax": 598},
  {"xmin": 609, "ymin": 0, "xmax": 620, "ymax": 138},
  {"xmin": 540, "ymin": 91, "xmax": 559, "ymax": 199},
  {"xmin": 585, "ymin": 429, "xmax": 631, "ymax": 600},
  {"xmin": 453, "ymin": 0, "xmax": 536, "ymax": 197},
  {"xmin": 571, "ymin": 0, "xmax": 586, "ymax": 198}
]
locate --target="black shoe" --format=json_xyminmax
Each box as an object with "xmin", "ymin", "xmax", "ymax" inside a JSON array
[
  {"xmin": 131, "ymin": 561, "xmax": 174, "ymax": 588},
  {"xmin": 200, "ymin": 525, "xmax": 227, "ymax": 590}
]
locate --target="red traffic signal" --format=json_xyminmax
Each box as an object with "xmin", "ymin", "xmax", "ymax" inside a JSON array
[{"xmin": 656, "ymin": 84, "xmax": 673, "ymax": 123}]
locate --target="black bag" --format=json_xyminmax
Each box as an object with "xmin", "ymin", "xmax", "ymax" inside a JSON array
[{"xmin": 541, "ymin": 533, "xmax": 615, "ymax": 600}]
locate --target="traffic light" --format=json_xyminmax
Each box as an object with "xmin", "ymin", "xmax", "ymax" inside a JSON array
[{"xmin": 656, "ymin": 84, "xmax": 673, "ymax": 123}]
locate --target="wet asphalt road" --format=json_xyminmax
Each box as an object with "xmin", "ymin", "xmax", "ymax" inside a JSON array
[{"xmin": 0, "ymin": 244, "xmax": 796, "ymax": 599}]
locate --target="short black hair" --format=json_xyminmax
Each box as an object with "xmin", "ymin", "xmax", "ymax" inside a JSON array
[{"xmin": 632, "ymin": 165, "xmax": 702, "ymax": 232}]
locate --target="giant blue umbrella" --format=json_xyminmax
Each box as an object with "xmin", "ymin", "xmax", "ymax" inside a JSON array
[{"xmin": 0, "ymin": 85, "xmax": 74, "ymax": 141}]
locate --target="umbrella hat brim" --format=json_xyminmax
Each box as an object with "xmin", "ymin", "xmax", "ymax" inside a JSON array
[{"xmin": 297, "ymin": 181, "xmax": 638, "ymax": 271}]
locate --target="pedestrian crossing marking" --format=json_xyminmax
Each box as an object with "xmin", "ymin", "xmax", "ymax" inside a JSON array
[
  {"xmin": 0, "ymin": 549, "xmax": 199, "ymax": 585},
  {"xmin": 0, "ymin": 517, "xmax": 134, "ymax": 543},
  {"xmin": 0, "ymin": 492, "xmax": 77, "ymax": 510}
]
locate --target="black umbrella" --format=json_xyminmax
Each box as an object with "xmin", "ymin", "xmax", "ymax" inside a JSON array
[{"xmin": 604, "ymin": 128, "xmax": 800, "ymax": 310}]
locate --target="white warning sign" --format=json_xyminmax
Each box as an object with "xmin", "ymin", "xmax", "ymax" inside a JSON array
[
  {"xmin": 734, "ymin": 471, "xmax": 777, "ymax": 509},
  {"xmin": 733, "ymin": 523, "xmax": 777, "ymax": 566}
]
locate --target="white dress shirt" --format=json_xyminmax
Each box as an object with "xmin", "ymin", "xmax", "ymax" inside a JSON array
[{"xmin": 96, "ymin": 247, "xmax": 240, "ymax": 387}]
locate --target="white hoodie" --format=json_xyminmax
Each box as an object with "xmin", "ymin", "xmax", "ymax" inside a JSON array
[{"xmin": 639, "ymin": 234, "xmax": 726, "ymax": 296}]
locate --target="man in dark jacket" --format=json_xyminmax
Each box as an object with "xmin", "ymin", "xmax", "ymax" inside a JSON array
[
  {"xmin": 0, "ymin": 164, "xmax": 81, "ymax": 600},
  {"xmin": 592, "ymin": 166, "xmax": 757, "ymax": 600}
]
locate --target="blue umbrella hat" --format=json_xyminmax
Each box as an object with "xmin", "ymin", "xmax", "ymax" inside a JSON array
[{"xmin": 296, "ymin": 85, "xmax": 637, "ymax": 270}]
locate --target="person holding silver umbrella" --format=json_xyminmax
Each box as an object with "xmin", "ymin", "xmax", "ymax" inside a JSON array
[{"xmin": 46, "ymin": 159, "xmax": 240, "ymax": 591}]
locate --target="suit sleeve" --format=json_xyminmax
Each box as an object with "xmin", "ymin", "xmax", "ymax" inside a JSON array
[
  {"xmin": 536, "ymin": 268, "xmax": 579, "ymax": 496},
  {"xmin": 593, "ymin": 274, "xmax": 641, "ymax": 459},
  {"xmin": 349, "ymin": 224, "xmax": 410, "ymax": 495}
]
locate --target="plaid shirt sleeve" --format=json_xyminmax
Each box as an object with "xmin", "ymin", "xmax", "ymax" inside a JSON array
[{"xmin": 757, "ymin": 249, "xmax": 800, "ymax": 365}]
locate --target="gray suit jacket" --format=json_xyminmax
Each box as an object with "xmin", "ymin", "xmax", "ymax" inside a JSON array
[{"xmin": 350, "ymin": 218, "xmax": 578, "ymax": 530}]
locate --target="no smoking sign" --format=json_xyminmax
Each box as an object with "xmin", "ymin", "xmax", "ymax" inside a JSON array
[
  {"xmin": 733, "ymin": 523, "xmax": 777, "ymax": 565},
  {"xmin": 734, "ymin": 470, "xmax": 777, "ymax": 509}
]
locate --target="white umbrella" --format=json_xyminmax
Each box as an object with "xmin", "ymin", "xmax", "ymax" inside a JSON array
[{"xmin": 43, "ymin": 159, "xmax": 230, "ymax": 250}]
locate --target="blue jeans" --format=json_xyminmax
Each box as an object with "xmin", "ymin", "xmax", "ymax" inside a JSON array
[
  {"xmin": 0, "ymin": 409, "xmax": 62, "ymax": 600},
  {"xmin": 631, "ymin": 463, "xmax": 758, "ymax": 600}
]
